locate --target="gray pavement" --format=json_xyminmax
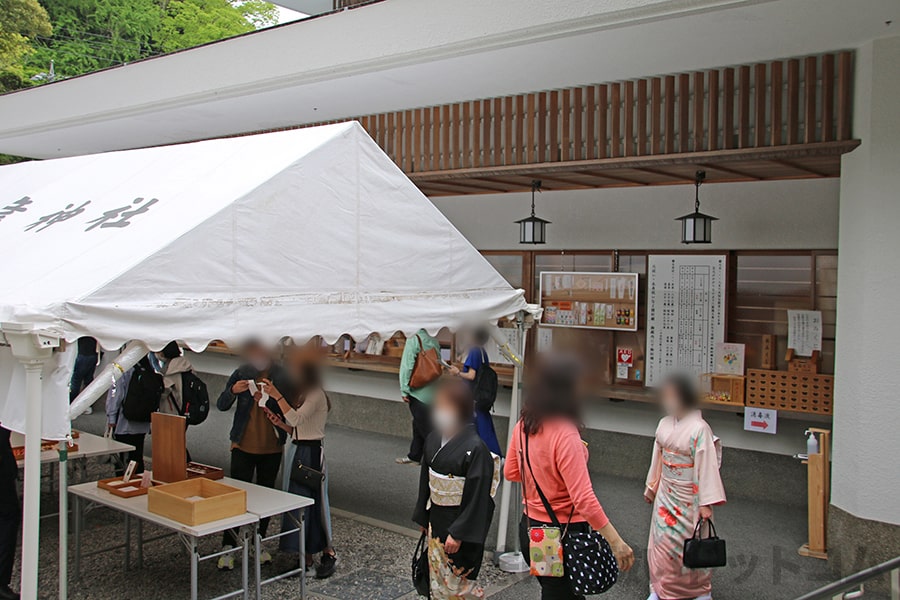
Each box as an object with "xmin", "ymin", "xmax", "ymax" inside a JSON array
[{"xmin": 32, "ymin": 407, "xmax": 856, "ymax": 599}]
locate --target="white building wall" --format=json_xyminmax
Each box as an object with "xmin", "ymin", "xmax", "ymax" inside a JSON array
[
  {"xmin": 194, "ymin": 175, "xmax": 840, "ymax": 457},
  {"xmin": 831, "ymin": 35, "xmax": 900, "ymax": 526},
  {"xmin": 431, "ymin": 178, "xmax": 840, "ymax": 251}
]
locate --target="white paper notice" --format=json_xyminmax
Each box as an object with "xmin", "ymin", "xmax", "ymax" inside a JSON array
[
  {"xmin": 616, "ymin": 364, "xmax": 629, "ymax": 379},
  {"xmin": 787, "ymin": 310, "xmax": 823, "ymax": 357},
  {"xmin": 537, "ymin": 327, "xmax": 553, "ymax": 353},
  {"xmin": 744, "ymin": 407, "xmax": 777, "ymax": 435},
  {"xmin": 646, "ymin": 255, "xmax": 727, "ymax": 387}
]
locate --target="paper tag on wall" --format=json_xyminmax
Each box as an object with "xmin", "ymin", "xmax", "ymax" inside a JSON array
[
  {"xmin": 744, "ymin": 408, "xmax": 777, "ymax": 434},
  {"xmin": 616, "ymin": 364, "xmax": 629, "ymax": 379},
  {"xmin": 537, "ymin": 327, "xmax": 553, "ymax": 353}
]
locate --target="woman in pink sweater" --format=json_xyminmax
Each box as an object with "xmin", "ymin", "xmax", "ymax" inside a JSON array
[{"xmin": 506, "ymin": 358, "xmax": 634, "ymax": 599}]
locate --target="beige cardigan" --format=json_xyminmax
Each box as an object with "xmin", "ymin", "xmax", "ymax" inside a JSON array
[{"xmin": 284, "ymin": 388, "xmax": 328, "ymax": 441}]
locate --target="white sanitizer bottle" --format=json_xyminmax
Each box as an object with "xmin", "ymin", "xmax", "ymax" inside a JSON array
[{"xmin": 806, "ymin": 430, "xmax": 819, "ymax": 456}]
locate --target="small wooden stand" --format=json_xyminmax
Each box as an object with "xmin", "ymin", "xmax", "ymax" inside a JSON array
[
  {"xmin": 786, "ymin": 348, "xmax": 821, "ymax": 374},
  {"xmin": 151, "ymin": 413, "xmax": 189, "ymax": 483},
  {"xmin": 150, "ymin": 413, "xmax": 224, "ymax": 483},
  {"xmin": 799, "ymin": 428, "xmax": 831, "ymax": 560}
]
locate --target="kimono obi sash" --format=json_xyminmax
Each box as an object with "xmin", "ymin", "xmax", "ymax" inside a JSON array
[
  {"xmin": 660, "ymin": 447, "xmax": 695, "ymax": 484},
  {"xmin": 428, "ymin": 468, "xmax": 466, "ymax": 506},
  {"xmin": 428, "ymin": 453, "xmax": 503, "ymax": 507},
  {"xmin": 659, "ymin": 437, "xmax": 723, "ymax": 485}
]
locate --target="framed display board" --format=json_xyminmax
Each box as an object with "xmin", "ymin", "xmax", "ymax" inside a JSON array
[
  {"xmin": 540, "ymin": 272, "xmax": 638, "ymax": 331},
  {"xmin": 646, "ymin": 255, "xmax": 727, "ymax": 387}
]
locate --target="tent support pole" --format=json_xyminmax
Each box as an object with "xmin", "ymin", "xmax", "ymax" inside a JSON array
[
  {"xmin": 21, "ymin": 361, "xmax": 44, "ymax": 600},
  {"xmin": 68, "ymin": 340, "xmax": 148, "ymax": 421},
  {"xmin": 58, "ymin": 442, "xmax": 68, "ymax": 600},
  {"xmin": 496, "ymin": 312, "xmax": 529, "ymax": 570},
  {"xmin": 2, "ymin": 323, "xmax": 56, "ymax": 600}
]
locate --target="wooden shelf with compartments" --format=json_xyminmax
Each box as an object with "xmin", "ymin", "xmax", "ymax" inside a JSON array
[{"xmin": 746, "ymin": 369, "xmax": 834, "ymax": 415}]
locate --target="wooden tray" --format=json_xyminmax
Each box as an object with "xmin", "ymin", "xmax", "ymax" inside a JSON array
[
  {"xmin": 186, "ymin": 462, "xmax": 224, "ymax": 481},
  {"xmin": 97, "ymin": 477, "xmax": 153, "ymax": 498},
  {"xmin": 148, "ymin": 478, "xmax": 246, "ymax": 526},
  {"xmin": 13, "ymin": 441, "xmax": 78, "ymax": 461}
]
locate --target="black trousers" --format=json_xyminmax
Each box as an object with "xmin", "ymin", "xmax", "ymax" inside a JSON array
[
  {"xmin": 406, "ymin": 396, "xmax": 432, "ymax": 463},
  {"xmin": 0, "ymin": 469, "xmax": 19, "ymax": 588},
  {"xmin": 69, "ymin": 354, "xmax": 97, "ymax": 402},
  {"xmin": 519, "ymin": 516, "xmax": 588, "ymax": 600},
  {"xmin": 113, "ymin": 433, "xmax": 146, "ymax": 476},
  {"xmin": 223, "ymin": 448, "xmax": 282, "ymax": 547}
]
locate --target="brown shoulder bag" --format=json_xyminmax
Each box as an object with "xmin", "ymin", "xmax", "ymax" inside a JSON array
[{"xmin": 409, "ymin": 334, "xmax": 442, "ymax": 390}]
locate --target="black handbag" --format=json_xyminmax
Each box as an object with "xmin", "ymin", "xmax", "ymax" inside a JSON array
[
  {"xmin": 683, "ymin": 518, "xmax": 727, "ymax": 569},
  {"xmin": 411, "ymin": 531, "xmax": 430, "ymax": 596},
  {"xmin": 291, "ymin": 464, "xmax": 324, "ymax": 491},
  {"xmin": 290, "ymin": 444, "xmax": 325, "ymax": 491},
  {"xmin": 523, "ymin": 432, "xmax": 619, "ymax": 595}
]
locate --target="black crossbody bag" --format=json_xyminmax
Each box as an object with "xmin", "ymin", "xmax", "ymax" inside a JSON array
[
  {"xmin": 290, "ymin": 443, "xmax": 325, "ymax": 491},
  {"xmin": 523, "ymin": 432, "xmax": 619, "ymax": 595}
]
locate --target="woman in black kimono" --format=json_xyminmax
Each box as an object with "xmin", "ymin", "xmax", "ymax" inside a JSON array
[{"xmin": 413, "ymin": 378, "xmax": 498, "ymax": 599}]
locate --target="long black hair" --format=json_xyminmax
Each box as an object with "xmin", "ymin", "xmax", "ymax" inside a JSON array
[{"xmin": 521, "ymin": 355, "xmax": 583, "ymax": 435}]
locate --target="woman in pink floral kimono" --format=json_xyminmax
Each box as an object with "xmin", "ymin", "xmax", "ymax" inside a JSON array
[{"xmin": 644, "ymin": 375, "xmax": 726, "ymax": 600}]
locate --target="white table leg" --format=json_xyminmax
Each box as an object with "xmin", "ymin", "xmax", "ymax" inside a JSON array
[
  {"xmin": 124, "ymin": 513, "xmax": 131, "ymax": 569},
  {"xmin": 190, "ymin": 536, "xmax": 199, "ymax": 600},
  {"xmin": 300, "ymin": 511, "xmax": 306, "ymax": 600},
  {"xmin": 73, "ymin": 495, "xmax": 81, "ymax": 580},
  {"xmin": 255, "ymin": 529, "xmax": 262, "ymax": 600},
  {"xmin": 242, "ymin": 527, "xmax": 250, "ymax": 600},
  {"xmin": 137, "ymin": 520, "xmax": 144, "ymax": 568}
]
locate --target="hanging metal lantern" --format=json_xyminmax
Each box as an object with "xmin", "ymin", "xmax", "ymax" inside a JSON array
[
  {"xmin": 516, "ymin": 180, "xmax": 550, "ymax": 244},
  {"xmin": 676, "ymin": 170, "xmax": 717, "ymax": 244}
]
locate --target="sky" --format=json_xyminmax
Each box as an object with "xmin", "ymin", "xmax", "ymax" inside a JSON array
[{"xmin": 276, "ymin": 6, "xmax": 308, "ymax": 24}]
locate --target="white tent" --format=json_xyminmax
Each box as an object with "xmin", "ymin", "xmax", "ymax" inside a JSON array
[{"xmin": 0, "ymin": 121, "xmax": 531, "ymax": 599}]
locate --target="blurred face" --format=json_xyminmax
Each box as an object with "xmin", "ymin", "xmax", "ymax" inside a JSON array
[
  {"xmin": 244, "ymin": 344, "xmax": 272, "ymax": 372},
  {"xmin": 660, "ymin": 381, "xmax": 685, "ymax": 417},
  {"xmin": 431, "ymin": 389, "xmax": 462, "ymax": 435}
]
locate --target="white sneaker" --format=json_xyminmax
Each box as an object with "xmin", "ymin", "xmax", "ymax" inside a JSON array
[
  {"xmin": 258, "ymin": 550, "xmax": 273, "ymax": 565},
  {"xmin": 217, "ymin": 546, "xmax": 235, "ymax": 571}
]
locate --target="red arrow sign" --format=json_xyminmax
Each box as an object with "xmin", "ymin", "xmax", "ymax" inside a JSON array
[{"xmin": 750, "ymin": 420, "xmax": 769, "ymax": 430}]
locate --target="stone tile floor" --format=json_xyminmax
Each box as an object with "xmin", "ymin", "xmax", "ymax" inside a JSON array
[{"xmin": 13, "ymin": 459, "xmax": 525, "ymax": 599}]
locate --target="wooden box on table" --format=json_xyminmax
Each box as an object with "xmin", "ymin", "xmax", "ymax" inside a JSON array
[
  {"xmin": 701, "ymin": 373, "xmax": 746, "ymax": 406},
  {"xmin": 148, "ymin": 478, "xmax": 246, "ymax": 526}
]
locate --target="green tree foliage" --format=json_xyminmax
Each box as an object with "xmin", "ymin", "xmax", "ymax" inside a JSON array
[
  {"xmin": 157, "ymin": 0, "xmax": 277, "ymax": 53},
  {"xmin": 0, "ymin": 0, "xmax": 52, "ymax": 91},
  {"xmin": 20, "ymin": 0, "xmax": 277, "ymax": 83}
]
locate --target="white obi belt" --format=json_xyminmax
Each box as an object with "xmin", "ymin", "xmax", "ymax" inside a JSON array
[{"xmin": 428, "ymin": 454, "xmax": 502, "ymax": 507}]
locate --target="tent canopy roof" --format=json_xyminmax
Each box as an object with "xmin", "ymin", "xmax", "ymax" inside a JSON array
[{"xmin": 0, "ymin": 122, "xmax": 527, "ymax": 350}]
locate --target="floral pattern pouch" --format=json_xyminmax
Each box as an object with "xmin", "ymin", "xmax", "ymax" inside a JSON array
[{"xmin": 528, "ymin": 526, "xmax": 564, "ymax": 577}]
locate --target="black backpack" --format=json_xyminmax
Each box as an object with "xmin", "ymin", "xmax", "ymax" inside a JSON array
[
  {"xmin": 473, "ymin": 350, "xmax": 498, "ymax": 413},
  {"xmin": 177, "ymin": 371, "xmax": 210, "ymax": 426},
  {"xmin": 121, "ymin": 360, "xmax": 164, "ymax": 423}
]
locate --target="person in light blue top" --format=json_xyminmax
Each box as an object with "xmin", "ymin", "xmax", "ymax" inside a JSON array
[{"xmin": 105, "ymin": 356, "xmax": 153, "ymax": 475}]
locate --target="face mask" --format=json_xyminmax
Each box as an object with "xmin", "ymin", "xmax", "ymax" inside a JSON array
[
  {"xmin": 250, "ymin": 357, "xmax": 271, "ymax": 372},
  {"xmin": 432, "ymin": 408, "xmax": 458, "ymax": 434}
]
